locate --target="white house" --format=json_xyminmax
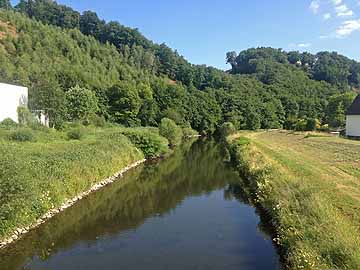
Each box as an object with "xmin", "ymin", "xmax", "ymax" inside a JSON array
[
  {"xmin": 346, "ymin": 94, "xmax": 360, "ymax": 138},
  {"xmin": 0, "ymin": 83, "xmax": 28, "ymax": 123}
]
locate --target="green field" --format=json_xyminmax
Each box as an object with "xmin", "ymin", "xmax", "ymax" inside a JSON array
[
  {"xmin": 0, "ymin": 125, "xmax": 170, "ymax": 242},
  {"xmin": 228, "ymin": 131, "xmax": 360, "ymax": 270}
]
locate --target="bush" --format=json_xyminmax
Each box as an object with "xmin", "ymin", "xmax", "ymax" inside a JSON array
[
  {"xmin": 89, "ymin": 115, "xmax": 106, "ymax": 127},
  {"xmin": 114, "ymin": 129, "xmax": 169, "ymax": 158},
  {"xmin": 295, "ymin": 118, "xmax": 321, "ymax": 131},
  {"xmin": 219, "ymin": 122, "xmax": 236, "ymax": 137},
  {"xmin": 17, "ymin": 107, "xmax": 37, "ymax": 126},
  {"xmin": 295, "ymin": 119, "xmax": 308, "ymax": 131},
  {"xmin": 0, "ymin": 118, "xmax": 18, "ymax": 128},
  {"xmin": 159, "ymin": 118, "xmax": 183, "ymax": 146},
  {"xmin": 283, "ymin": 116, "xmax": 298, "ymax": 130},
  {"xmin": 318, "ymin": 124, "xmax": 330, "ymax": 132},
  {"xmin": 67, "ymin": 129, "xmax": 84, "ymax": 140},
  {"xmin": 306, "ymin": 118, "xmax": 319, "ymax": 131},
  {"xmin": 9, "ymin": 129, "xmax": 35, "ymax": 142}
]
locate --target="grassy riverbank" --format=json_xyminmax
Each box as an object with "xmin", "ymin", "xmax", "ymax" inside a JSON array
[
  {"xmin": 0, "ymin": 125, "xmax": 170, "ymax": 242},
  {"xmin": 228, "ymin": 131, "xmax": 360, "ymax": 270}
]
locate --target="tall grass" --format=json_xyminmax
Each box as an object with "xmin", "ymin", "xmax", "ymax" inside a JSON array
[
  {"xmin": 228, "ymin": 131, "xmax": 360, "ymax": 270},
  {"xmin": 0, "ymin": 125, "xmax": 169, "ymax": 241}
]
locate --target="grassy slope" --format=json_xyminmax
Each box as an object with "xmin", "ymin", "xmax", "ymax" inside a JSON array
[
  {"xmin": 0, "ymin": 126, "xmax": 169, "ymax": 241},
  {"xmin": 228, "ymin": 131, "xmax": 360, "ymax": 270}
]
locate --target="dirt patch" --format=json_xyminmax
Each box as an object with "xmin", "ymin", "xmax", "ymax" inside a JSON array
[
  {"xmin": 168, "ymin": 79, "xmax": 177, "ymax": 85},
  {"xmin": 0, "ymin": 20, "xmax": 17, "ymax": 40}
]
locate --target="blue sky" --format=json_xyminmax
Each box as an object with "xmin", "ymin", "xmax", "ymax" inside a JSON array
[{"xmin": 10, "ymin": 0, "xmax": 360, "ymax": 69}]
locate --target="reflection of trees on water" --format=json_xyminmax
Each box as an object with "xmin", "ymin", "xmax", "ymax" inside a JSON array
[
  {"xmin": 0, "ymin": 139, "xmax": 244, "ymax": 270},
  {"xmin": 225, "ymin": 181, "xmax": 275, "ymax": 241}
]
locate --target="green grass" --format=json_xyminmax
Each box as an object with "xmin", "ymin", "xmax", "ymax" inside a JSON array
[
  {"xmin": 0, "ymin": 125, "xmax": 169, "ymax": 241},
  {"xmin": 228, "ymin": 131, "xmax": 360, "ymax": 270}
]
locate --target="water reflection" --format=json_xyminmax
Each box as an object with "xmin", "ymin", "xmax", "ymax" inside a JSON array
[{"xmin": 0, "ymin": 139, "xmax": 280, "ymax": 270}]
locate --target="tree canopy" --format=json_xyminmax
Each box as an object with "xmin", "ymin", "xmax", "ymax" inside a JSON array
[{"xmin": 0, "ymin": 2, "xmax": 358, "ymax": 132}]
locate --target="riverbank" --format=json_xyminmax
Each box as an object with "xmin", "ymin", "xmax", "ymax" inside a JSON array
[
  {"xmin": 0, "ymin": 139, "xmax": 280, "ymax": 270},
  {"xmin": 227, "ymin": 130, "xmax": 360, "ymax": 270},
  {"xmin": 0, "ymin": 126, "xmax": 170, "ymax": 248}
]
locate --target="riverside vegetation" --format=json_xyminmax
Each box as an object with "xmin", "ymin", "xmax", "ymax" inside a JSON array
[
  {"xmin": 0, "ymin": 115, "xmax": 196, "ymax": 244},
  {"xmin": 1, "ymin": 1, "xmax": 360, "ymax": 268},
  {"xmin": 228, "ymin": 131, "xmax": 360, "ymax": 270}
]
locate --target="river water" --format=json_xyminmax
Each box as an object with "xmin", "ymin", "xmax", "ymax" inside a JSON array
[{"xmin": 0, "ymin": 140, "xmax": 280, "ymax": 270}]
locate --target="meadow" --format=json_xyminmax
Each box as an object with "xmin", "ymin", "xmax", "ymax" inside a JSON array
[{"xmin": 228, "ymin": 131, "xmax": 360, "ymax": 270}]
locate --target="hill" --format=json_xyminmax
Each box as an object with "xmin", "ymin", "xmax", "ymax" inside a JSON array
[{"xmin": 0, "ymin": 1, "xmax": 358, "ymax": 132}]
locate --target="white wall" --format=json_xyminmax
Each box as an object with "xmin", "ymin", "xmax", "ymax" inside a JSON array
[
  {"xmin": 346, "ymin": 115, "xmax": 360, "ymax": 137},
  {"xmin": 0, "ymin": 83, "xmax": 28, "ymax": 123}
]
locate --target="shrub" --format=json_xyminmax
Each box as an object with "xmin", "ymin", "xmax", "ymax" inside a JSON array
[
  {"xmin": 0, "ymin": 118, "xmax": 18, "ymax": 128},
  {"xmin": 9, "ymin": 129, "xmax": 35, "ymax": 142},
  {"xmin": 283, "ymin": 116, "xmax": 298, "ymax": 130},
  {"xmin": 159, "ymin": 118, "xmax": 183, "ymax": 146},
  {"xmin": 67, "ymin": 129, "xmax": 84, "ymax": 140},
  {"xmin": 113, "ymin": 130, "xmax": 169, "ymax": 158},
  {"xmin": 295, "ymin": 119, "xmax": 308, "ymax": 131},
  {"xmin": 295, "ymin": 118, "xmax": 321, "ymax": 131},
  {"xmin": 305, "ymin": 118, "xmax": 319, "ymax": 131},
  {"xmin": 89, "ymin": 115, "xmax": 106, "ymax": 127},
  {"xmin": 318, "ymin": 124, "xmax": 330, "ymax": 132},
  {"xmin": 17, "ymin": 107, "xmax": 37, "ymax": 126},
  {"xmin": 219, "ymin": 122, "xmax": 236, "ymax": 138}
]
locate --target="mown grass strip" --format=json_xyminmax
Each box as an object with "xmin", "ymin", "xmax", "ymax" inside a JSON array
[{"xmin": 228, "ymin": 131, "xmax": 360, "ymax": 270}]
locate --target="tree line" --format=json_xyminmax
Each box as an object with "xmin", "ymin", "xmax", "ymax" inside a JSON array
[{"xmin": 0, "ymin": 1, "xmax": 358, "ymax": 133}]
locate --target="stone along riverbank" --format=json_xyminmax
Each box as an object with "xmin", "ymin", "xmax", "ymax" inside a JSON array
[
  {"xmin": 0, "ymin": 159, "xmax": 146, "ymax": 249},
  {"xmin": 0, "ymin": 140, "xmax": 280, "ymax": 270}
]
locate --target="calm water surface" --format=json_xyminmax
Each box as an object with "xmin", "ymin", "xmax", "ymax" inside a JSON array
[{"xmin": 0, "ymin": 140, "xmax": 280, "ymax": 270}]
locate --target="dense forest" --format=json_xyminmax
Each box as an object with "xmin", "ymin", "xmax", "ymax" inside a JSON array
[{"xmin": 0, "ymin": 0, "xmax": 358, "ymax": 132}]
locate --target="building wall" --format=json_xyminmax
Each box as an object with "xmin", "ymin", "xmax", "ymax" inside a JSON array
[
  {"xmin": 346, "ymin": 115, "xmax": 360, "ymax": 137},
  {"xmin": 0, "ymin": 83, "xmax": 28, "ymax": 123}
]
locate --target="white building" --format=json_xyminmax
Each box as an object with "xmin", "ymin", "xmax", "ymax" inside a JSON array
[
  {"xmin": 346, "ymin": 94, "xmax": 360, "ymax": 138},
  {"xmin": 0, "ymin": 83, "xmax": 28, "ymax": 123}
]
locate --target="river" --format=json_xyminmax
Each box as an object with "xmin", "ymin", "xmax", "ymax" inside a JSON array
[{"xmin": 0, "ymin": 139, "xmax": 280, "ymax": 270}]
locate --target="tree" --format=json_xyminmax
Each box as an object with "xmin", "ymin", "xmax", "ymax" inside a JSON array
[
  {"xmin": 29, "ymin": 73, "xmax": 67, "ymax": 129},
  {"xmin": 107, "ymin": 82, "xmax": 141, "ymax": 126},
  {"xmin": 245, "ymin": 110, "xmax": 260, "ymax": 130},
  {"xmin": 330, "ymin": 103, "xmax": 345, "ymax": 128},
  {"xmin": 287, "ymin": 51, "xmax": 301, "ymax": 65},
  {"xmin": 0, "ymin": 0, "xmax": 11, "ymax": 9},
  {"xmin": 80, "ymin": 10, "xmax": 104, "ymax": 37},
  {"xmin": 325, "ymin": 92, "xmax": 356, "ymax": 127},
  {"xmin": 185, "ymin": 90, "xmax": 222, "ymax": 134},
  {"xmin": 312, "ymin": 52, "xmax": 351, "ymax": 87},
  {"xmin": 159, "ymin": 118, "xmax": 183, "ymax": 146},
  {"xmin": 65, "ymin": 85, "xmax": 99, "ymax": 123},
  {"xmin": 226, "ymin": 51, "xmax": 237, "ymax": 70},
  {"xmin": 0, "ymin": 4, "xmax": 357, "ymax": 134},
  {"xmin": 219, "ymin": 122, "xmax": 236, "ymax": 138}
]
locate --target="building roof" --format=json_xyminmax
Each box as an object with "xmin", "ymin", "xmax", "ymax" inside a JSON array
[{"xmin": 347, "ymin": 94, "xmax": 360, "ymax": 115}]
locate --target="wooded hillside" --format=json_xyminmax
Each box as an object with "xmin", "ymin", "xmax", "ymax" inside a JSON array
[{"xmin": 0, "ymin": 0, "xmax": 358, "ymax": 132}]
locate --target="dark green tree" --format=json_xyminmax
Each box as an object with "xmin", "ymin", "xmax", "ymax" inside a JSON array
[
  {"xmin": 107, "ymin": 82, "xmax": 141, "ymax": 126},
  {"xmin": 0, "ymin": 0, "xmax": 11, "ymax": 9},
  {"xmin": 80, "ymin": 10, "xmax": 104, "ymax": 37}
]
